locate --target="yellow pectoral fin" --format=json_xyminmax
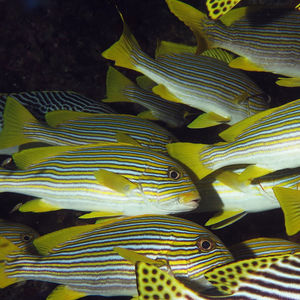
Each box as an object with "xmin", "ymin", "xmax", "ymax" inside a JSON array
[
  {"xmin": 239, "ymin": 165, "xmax": 272, "ymax": 183},
  {"xmin": 152, "ymin": 84, "xmax": 183, "ymax": 103},
  {"xmin": 79, "ymin": 211, "xmax": 123, "ymax": 219},
  {"xmin": 273, "ymin": 187, "xmax": 300, "ymax": 236},
  {"xmin": 19, "ymin": 199, "xmax": 61, "ymax": 213},
  {"xmin": 114, "ymin": 247, "xmax": 165, "ymax": 267},
  {"xmin": 94, "ymin": 169, "xmax": 139, "ymax": 195},
  {"xmin": 205, "ymin": 210, "xmax": 247, "ymax": 229},
  {"xmin": 187, "ymin": 112, "xmax": 230, "ymax": 129},
  {"xmin": 115, "ymin": 132, "xmax": 141, "ymax": 146},
  {"xmin": 216, "ymin": 170, "xmax": 248, "ymax": 192},
  {"xmin": 276, "ymin": 77, "xmax": 300, "ymax": 87},
  {"xmin": 137, "ymin": 110, "xmax": 158, "ymax": 121},
  {"xmin": 46, "ymin": 285, "xmax": 87, "ymax": 300},
  {"xmin": 229, "ymin": 57, "xmax": 265, "ymax": 72}
]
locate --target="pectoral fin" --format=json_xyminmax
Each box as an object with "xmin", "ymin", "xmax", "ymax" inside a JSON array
[
  {"xmin": 19, "ymin": 199, "xmax": 61, "ymax": 213},
  {"xmin": 47, "ymin": 285, "xmax": 87, "ymax": 300},
  {"xmin": 239, "ymin": 165, "xmax": 272, "ymax": 182},
  {"xmin": 152, "ymin": 84, "xmax": 182, "ymax": 103},
  {"xmin": 276, "ymin": 77, "xmax": 300, "ymax": 87},
  {"xmin": 115, "ymin": 132, "xmax": 141, "ymax": 146},
  {"xmin": 205, "ymin": 210, "xmax": 246, "ymax": 229},
  {"xmin": 187, "ymin": 112, "xmax": 230, "ymax": 129},
  {"xmin": 229, "ymin": 57, "xmax": 265, "ymax": 72}
]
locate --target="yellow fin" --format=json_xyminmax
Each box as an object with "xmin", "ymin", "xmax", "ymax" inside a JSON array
[
  {"xmin": 187, "ymin": 112, "xmax": 230, "ymax": 129},
  {"xmin": 273, "ymin": 187, "xmax": 300, "ymax": 236},
  {"xmin": 136, "ymin": 75, "xmax": 156, "ymax": 91},
  {"xmin": 219, "ymin": 6, "xmax": 247, "ymax": 26},
  {"xmin": 34, "ymin": 224, "xmax": 104, "ymax": 255},
  {"xmin": 79, "ymin": 211, "xmax": 123, "ymax": 219},
  {"xmin": 137, "ymin": 110, "xmax": 158, "ymax": 121},
  {"xmin": 216, "ymin": 170, "xmax": 248, "ymax": 192},
  {"xmin": 19, "ymin": 199, "xmax": 61, "ymax": 213},
  {"xmin": 115, "ymin": 132, "xmax": 141, "ymax": 146},
  {"xmin": 152, "ymin": 84, "xmax": 182, "ymax": 103},
  {"xmin": 239, "ymin": 165, "xmax": 272, "ymax": 182},
  {"xmin": 229, "ymin": 56, "xmax": 265, "ymax": 72},
  {"xmin": 0, "ymin": 96, "xmax": 37, "ymax": 149},
  {"xmin": 201, "ymin": 48, "xmax": 236, "ymax": 64},
  {"xmin": 103, "ymin": 66, "xmax": 136, "ymax": 103},
  {"xmin": 94, "ymin": 169, "xmax": 139, "ymax": 195},
  {"xmin": 155, "ymin": 40, "xmax": 196, "ymax": 58},
  {"xmin": 276, "ymin": 77, "xmax": 300, "ymax": 87},
  {"xmin": 101, "ymin": 13, "xmax": 141, "ymax": 72},
  {"xmin": 167, "ymin": 142, "xmax": 213, "ymax": 179},
  {"xmin": 114, "ymin": 247, "xmax": 165, "ymax": 267},
  {"xmin": 165, "ymin": 0, "xmax": 210, "ymax": 53},
  {"xmin": 47, "ymin": 285, "xmax": 87, "ymax": 300},
  {"xmin": 205, "ymin": 210, "xmax": 247, "ymax": 229},
  {"xmin": 45, "ymin": 111, "xmax": 96, "ymax": 128},
  {"xmin": 206, "ymin": 0, "xmax": 241, "ymax": 20}
]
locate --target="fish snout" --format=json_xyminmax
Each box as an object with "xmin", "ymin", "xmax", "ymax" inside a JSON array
[{"xmin": 179, "ymin": 190, "xmax": 201, "ymax": 208}]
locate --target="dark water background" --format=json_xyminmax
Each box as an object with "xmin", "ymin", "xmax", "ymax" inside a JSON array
[{"xmin": 0, "ymin": 0, "xmax": 300, "ymax": 299}]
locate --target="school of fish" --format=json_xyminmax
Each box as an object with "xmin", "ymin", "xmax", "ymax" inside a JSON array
[{"xmin": 1, "ymin": 0, "xmax": 300, "ymax": 299}]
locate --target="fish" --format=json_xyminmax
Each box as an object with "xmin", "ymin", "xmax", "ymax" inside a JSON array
[
  {"xmin": 0, "ymin": 90, "xmax": 116, "ymax": 128},
  {"xmin": 206, "ymin": 0, "xmax": 300, "ymax": 20},
  {"xmin": 273, "ymin": 186, "xmax": 300, "ymax": 236},
  {"xmin": 136, "ymin": 251, "xmax": 300, "ymax": 299},
  {"xmin": 0, "ymin": 219, "xmax": 39, "ymax": 253},
  {"xmin": 167, "ymin": 98, "xmax": 300, "ymax": 185},
  {"xmin": 166, "ymin": 0, "xmax": 300, "ymax": 87},
  {"xmin": 0, "ymin": 214, "xmax": 234, "ymax": 298},
  {"xmin": 102, "ymin": 15, "xmax": 269, "ymax": 128},
  {"xmin": 0, "ymin": 143, "xmax": 200, "ymax": 218},
  {"xmin": 103, "ymin": 66, "xmax": 187, "ymax": 128},
  {"xmin": 197, "ymin": 168, "xmax": 300, "ymax": 229},
  {"xmin": 0, "ymin": 97, "xmax": 177, "ymax": 154}
]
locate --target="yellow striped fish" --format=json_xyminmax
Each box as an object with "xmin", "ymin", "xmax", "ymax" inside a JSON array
[
  {"xmin": 166, "ymin": 0, "xmax": 300, "ymax": 87},
  {"xmin": 103, "ymin": 66, "xmax": 187, "ymax": 128},
  {"xmin": 0, "ymin": 219, "xmax": 39, "ymax": 253},
  {"xmin": 167, "ymin": 98, "xmax": 300, "ymax": 185},
  {"xmin": 102, "ymin": 15, "xmax": 269, "ymax": 128},
  {"xmin": 0, "ymin": 97, "xmax": 177, "ymax": 154},
  {"xmin": 136, "ymin": 251, "xmax": 300, "ymax": 299},
  {"xmin": 198, "ymin": 168, "xmax": 300, "ymax": 228},
  {"xmin": 0, "ymin": 215, "xmax": 234, "ymax": 298},
  {"xmin": 0, "ymin": 143, "xmax": 199, "ymax": 218}
]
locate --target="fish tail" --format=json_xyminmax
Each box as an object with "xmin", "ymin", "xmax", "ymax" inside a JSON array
[
  {"xmin": 101, "ymin": 13, "xmax": 142, "ymax": 72},
  {"xmin": 165, "ymin": 0, "xmax": 211, "ymax": 53},
  {"xmin": 102, "ymin": 66, "xmax": 136, "ymax": 103},
  {"xmin": 0, "ymin": 236, "xmax": 22, "ymax": 288},
  {"xmin": 166, "ymin": 142, "xmax": 213, "ymax": 179},
  {"xmin": 0, "ymin": 97, "xmax": 39, "ymax": 149}
]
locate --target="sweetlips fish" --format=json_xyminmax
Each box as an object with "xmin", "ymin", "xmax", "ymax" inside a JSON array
[
  {"xmin": 167, "ymin": 98, "xmax": 300, "ymax": 184},
  {"xmin": 0, "ymin": 143, "xmax": 199, "ymax": 218},
  {"xmin": 0, "ymin": 219, "xmax": 39, "ymax": 253},
  {"xmin": 197, "ymin": 168, "xmax": 300, "ymax": 229},
  {"xmin": 136, "ymin": 251, "xmax": 300, "ymax": 299},
  {"xmin": 102, "ymin": 15, "xmax": 269, "ymax": 128},
  {"xmin": 103, "ymin": 66, "xmax": 187, "ymax": 128},
  {"xmin": 0, "ymin": 215, "xmax": 234, "ymax": 298},
  {"xmin": 0, "ymin": 97, "xmax": 177, "ymax": 154},
  {"xmin": 206, "ymin": 0, "xmax": 300, "ymax": 20},
  {"xmin": 166, "ymin": 0, "xmax": 300, "ymax": 87}
]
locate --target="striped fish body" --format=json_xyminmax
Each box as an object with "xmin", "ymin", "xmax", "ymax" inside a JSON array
[
  {"xmin": 102, "ymin": 22, "xmax": 269, "ymax": 126},
  {"xmin": 0, "ymin": 144, "xmax": 199, "ymax": 216},
  {"xmin": 0, "ymin": 90, "xmax": 116, "ymax": 127},
  {"xmin": 167, "ymin": 98, "xmax": 300, "ymax": 180},
  {"xmin": 167, "ymin": 0, "xmax": 300, "ymax": 86},
  {"xmin": 0, "ymin": 219, "xmax": 39, "ymax": 253},
  {"xmin": 0, "ymin": 97, "xmax": 177, "ymax": 154},
  {"xmin": 0, "ymin": 215, "xmax": 234, "ymax": 297},
  {"xmin": 136, "ymin": 251, "xmax": 300, "ymax": 299}
]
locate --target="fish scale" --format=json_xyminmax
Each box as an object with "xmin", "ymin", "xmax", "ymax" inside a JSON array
[{"xmin": 0, "ymin": 215, "xmax": 234, "ymax": 298}]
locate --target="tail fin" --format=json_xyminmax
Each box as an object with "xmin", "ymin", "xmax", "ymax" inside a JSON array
[
  {"xmin": 102, "ymin": 66, "xmax": 136, "ymax": 103},
  {"xmin": 166, "ymin": 142, "xmax": 213, "ymax": 179},
  {"xmin": 101, "ymin": 13, "xmax": 141, "ymax": 72},
  {"xmin": 0, "ymin": 97, "xmax": 39, "ymax": 149}
]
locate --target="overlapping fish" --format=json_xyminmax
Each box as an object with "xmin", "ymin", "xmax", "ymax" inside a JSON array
[
  {"xmin": 136, "ymin": 251, "xmax": 300, "ymax": 299},
  {"xmin": 0, "ymin": 97, "xmax": 177, "ymax": 154},
  {"xmin": 197, "ymin": 168, "xmax": 300, "ymax": 228},
  {"xmin": 102, "ymin": 15, "xmax": 269, "ymax": 128},
  {"xmin": 167, "ymin": 98, "xmax": 300, "ymax": 184},
  {"xmin": 166, "ymin": 0, "xmax": 300, "ymax": 87},
  {"xmin": 0, "ymin": 215, "xmax": 234, "ymax": 298},
  {"xmin": 0, "ymin": 143, "xmax": 199, "ymax": 217}
]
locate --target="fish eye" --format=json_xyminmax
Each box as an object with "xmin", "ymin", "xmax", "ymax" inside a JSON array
[
  {"xmin": 168, "ymin": 167, "xmax": 181, "ymax": 180},
  {"xmin": 21, "ymin": 232, "xmax": 34, "ymax": 242},
  {"xmin": 196, "ymin": 237, "xmax": 216, "ymax": 252}
]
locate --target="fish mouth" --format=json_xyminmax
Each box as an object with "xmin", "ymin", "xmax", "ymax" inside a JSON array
[{"xmin": 179, "ymin": 191, "xmax": 201, "ymax": 208}]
